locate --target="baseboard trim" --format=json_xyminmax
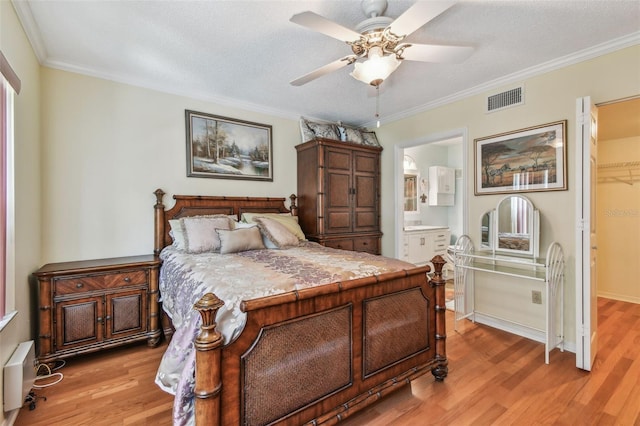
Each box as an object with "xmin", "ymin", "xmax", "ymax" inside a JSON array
[
  {"xmin": 472, "ymin": 313, "xmax": 576, "ymax": 355},
  {"xmin": 597, "ymin": 292, "xmax": 640, "ymax": 304},
  {"xmin": 3, "ymin": 408, "xmax": 19, "ymax": 426}
]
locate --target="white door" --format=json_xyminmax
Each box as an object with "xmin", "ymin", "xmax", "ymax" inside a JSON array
[{"xmin": 575, "ymin": 96, "xmax": 598, "ymax": 371}]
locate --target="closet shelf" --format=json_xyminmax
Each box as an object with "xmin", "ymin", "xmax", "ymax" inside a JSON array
[{"xmin": 597, "ymin": 161, "xmax": 640, "ymax": 185}]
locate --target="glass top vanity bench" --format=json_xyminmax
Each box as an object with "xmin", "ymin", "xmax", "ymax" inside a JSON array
[{"xmin": 453, "ymin": 195, "xmax": 565, "ymax": 364}]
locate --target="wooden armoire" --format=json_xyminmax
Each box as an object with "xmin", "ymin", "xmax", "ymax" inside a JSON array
[{"xmin": 296, "ymin": 138, "xmax": 382, "ymax": 255}]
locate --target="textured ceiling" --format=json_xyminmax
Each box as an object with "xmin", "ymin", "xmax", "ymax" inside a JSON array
[{"xmin": 12, "ymin": 0, "xmax": 640, "ymax": 127}]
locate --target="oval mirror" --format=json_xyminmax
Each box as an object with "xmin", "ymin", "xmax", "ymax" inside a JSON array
[
  {"xmin": 495, "ymin": 195, "xmax": 539, "ymax": 257},
  {"xmin": 480, "ymin": 210, "xmax": 493, "ymax": 250}
]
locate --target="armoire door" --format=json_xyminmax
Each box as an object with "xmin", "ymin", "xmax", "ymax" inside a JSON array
[
  {"xmin": 325, "ymin": 146, "xmax": 353, "ymax": 234},
  {"xmin": 353, "ymin": 150, "xmax": 379, "ymax": 233}
]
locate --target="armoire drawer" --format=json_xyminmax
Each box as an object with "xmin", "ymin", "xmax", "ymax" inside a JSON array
[{"xmin": 353, "ymin": 237, "xmax": 379, "ymax": 254}]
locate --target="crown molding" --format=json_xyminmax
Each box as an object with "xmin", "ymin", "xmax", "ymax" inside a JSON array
[
  {"xmin": 41, "ymin": 58, "xmax": 302, "ymax": 122},
  {"xmin": 366, "ymin": 31, "xmax": 640, "ymax": 128},
  {"xmin": 11, "ymin": 0, "xmax": 48, "ymax": 63}
]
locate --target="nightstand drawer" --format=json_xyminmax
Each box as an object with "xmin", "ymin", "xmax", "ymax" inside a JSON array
[
  {"xmin": 104, "ymin": 269, "xmax": 148, "ymax": 287},
  {"xmin": 54, "ymin": 275, "xmax": 105, "ymax": 295},
  {"xmin": 54, "ymin": 269, "xmax": 148, "ymax": 295}
]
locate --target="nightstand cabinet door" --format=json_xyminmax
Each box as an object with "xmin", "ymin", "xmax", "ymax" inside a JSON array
[
  {"xmin": 55, "ymin": 295, "xmax": 104, "ymax": 351},
  {"xmin": 106, "ymin": 289, "xmax": 147, "ymax": 339}
]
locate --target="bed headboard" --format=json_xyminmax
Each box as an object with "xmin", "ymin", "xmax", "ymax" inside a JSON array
[{"xmin": 153, "ymin": 189, "xmax": 297, "ymax": 255}]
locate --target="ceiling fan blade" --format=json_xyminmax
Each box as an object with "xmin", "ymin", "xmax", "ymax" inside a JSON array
[
  {"xmin": 402, "ymin": 43, "xmax": 473, "ymax": 63},
  {"xmin": 290, "ymin": 11, "xmax": 362, "ymax": 42},
  {"xmin": 290, "ymin": 56, "xmax": 356, "ymax": 86},
  {"xmin": 388, "ymin": 1, "xmax": 456, "ymax": 37}
]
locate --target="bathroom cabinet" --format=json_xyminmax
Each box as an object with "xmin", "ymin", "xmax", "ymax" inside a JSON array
[
  {"xmin": 428, "ymin": 166, "xmax": 455, "ymax": 206},
  {"xmin": 401, "ymin": 227, "xmax": 450, "ymax": 266}
]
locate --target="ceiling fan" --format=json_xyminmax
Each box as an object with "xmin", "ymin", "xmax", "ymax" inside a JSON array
[{"xmin": 289, "ymin": 0, "xmax": 473, "ymax": 87}]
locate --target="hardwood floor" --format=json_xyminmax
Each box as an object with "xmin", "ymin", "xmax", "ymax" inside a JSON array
[
  {"xmin": 15, "ymin": 342, "xmax": 174, "ymax": 425},
  {"xmin": 15, "ymin": 298, "xmax": 639, "ymax": 425}
]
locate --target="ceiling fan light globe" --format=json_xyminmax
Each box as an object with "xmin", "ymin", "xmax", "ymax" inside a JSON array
[{"xmin": 350, "ymin": 49, "xmax": 401, "ymax": 86}]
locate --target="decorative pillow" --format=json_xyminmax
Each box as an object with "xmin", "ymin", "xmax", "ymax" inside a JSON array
[
  {"xmin": 216, "ymin": 227, "xmax": 265, "ymax": 254},
  {"xmin": 342, "ymin": 126, "xmax": 364, "ymax": 144},
  {"xmin": 254, "ymin": 217, "xmax": 300, "ymax": 249},
  {"xmin": 241, "ymin": 213, "xmax": 306, "ymax": 241},
  {"xmin": 300, "ymin": 119, "xmax": 317, "ymax": 143},
  {"xmin": 302, "ymin": 118, "xmax": 340, "ymax": 140},
  {"xmin": 361, "ymin": 131, "xmax": 380, "ymax": 146},
  {"xmin": 178, "ymin": 215, "xmax": 234, "ymax": 253},
  {"xmin": 233, "ymin": 221, "xmax": 257, "ymax": 230}
]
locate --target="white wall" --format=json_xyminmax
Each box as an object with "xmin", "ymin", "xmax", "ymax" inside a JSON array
[
  {"xmin": 0, "ymin": 2, "xmax": 42, "ymax": 423},
  {"xmin": 376, "ymin": 45, "xmax": 640, "ymax": 349},
  {"xmin": 40, "ymin": 68, "xmax": 301, "ymax": 262}
]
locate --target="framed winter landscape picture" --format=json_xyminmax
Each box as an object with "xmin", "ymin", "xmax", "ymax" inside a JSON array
[
  {"xmin": 185, "ymin": 110, "xmax": 273, "ymax": 181},
  {"xmin": 474, "ymin": 120, "xmax": 567, "ymax": 195}
]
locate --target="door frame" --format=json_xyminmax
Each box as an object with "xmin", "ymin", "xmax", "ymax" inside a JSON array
[
  {"xmin": 394, "ymin": 128, "xmax": 469, "ymax": 259},
  {"xmin": 575, "ymin": 96, "xmax": 598, "ymax": 371}
]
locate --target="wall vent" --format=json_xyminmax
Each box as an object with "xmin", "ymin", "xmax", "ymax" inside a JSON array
[
  {"xmin": 3, "ymin": 341, "xmax": 36, "ymax": 412},
  {"xmin": 486, "ymin": 85, "xmax": 524, "ymax": 113}
]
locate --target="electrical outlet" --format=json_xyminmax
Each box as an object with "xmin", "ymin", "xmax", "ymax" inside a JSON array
[{"xmin": 531, "ymin": 290, "xmax": 542, "ymax": 304}]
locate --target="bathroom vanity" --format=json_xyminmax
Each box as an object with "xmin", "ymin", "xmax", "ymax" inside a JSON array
[{"xmin": 401, "ymin": 225, "xmax": 451, "ymax": 266}]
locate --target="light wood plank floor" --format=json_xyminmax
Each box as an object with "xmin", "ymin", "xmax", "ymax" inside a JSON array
[{"xmin": 15, "ymin": 298, "xmax": 639, "ymax": 425}]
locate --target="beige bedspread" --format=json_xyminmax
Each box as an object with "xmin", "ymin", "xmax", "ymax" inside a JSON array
[{"xmin": 155, "ymin": 242, "xmax": 416, "ymax": 425}]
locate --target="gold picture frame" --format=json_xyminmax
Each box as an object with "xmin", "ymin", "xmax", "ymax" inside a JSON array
[
  {"xmin": 475, "ymin": 120, "xmax": 567, "ymax": 195},
  {"xmin": 185, "ymin": 110, "xmax": 273, "ymax": 181}
]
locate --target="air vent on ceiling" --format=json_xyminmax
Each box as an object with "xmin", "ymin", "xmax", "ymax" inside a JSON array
[{"xmin": 486, "ymin": 85, "xmax": 524, "ymax": 113}]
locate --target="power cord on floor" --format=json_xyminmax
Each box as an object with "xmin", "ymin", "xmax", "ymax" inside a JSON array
[
  {"xmin": 33, "ymin": 362, "xmax": 64, "ymax": 388},
  {"xmin": 25, "ymin": 360, "xmax": 65, "ymax": 410}
]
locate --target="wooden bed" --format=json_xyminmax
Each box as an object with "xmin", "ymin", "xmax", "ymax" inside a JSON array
[{"xmin": 153, "ymin": 189, "xmax": 448, "ymax": 426}]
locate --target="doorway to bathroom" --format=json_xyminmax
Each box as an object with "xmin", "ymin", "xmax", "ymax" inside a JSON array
[{"xmin": 394, "ymin": 129, "xmax": 468, "ymax": 270}]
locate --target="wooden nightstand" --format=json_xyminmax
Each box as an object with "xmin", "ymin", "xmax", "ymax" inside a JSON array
[{"xmin": 33, "ymin": 255, "xmax": 161, "ymax": 364}]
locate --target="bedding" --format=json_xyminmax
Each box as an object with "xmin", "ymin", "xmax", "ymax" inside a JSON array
[
  {"xmin": 152, "ymin": 190, "xmax": 447, "ymax": 426},
  {"xmin": 155, "ymin": 241, "xmax": 416, "ymax": 425}
]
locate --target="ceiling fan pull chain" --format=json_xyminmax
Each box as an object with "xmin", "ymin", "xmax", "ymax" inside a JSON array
[{"xmin": 375, "ymin": 84, "xmax": 381, "ymax": 128}]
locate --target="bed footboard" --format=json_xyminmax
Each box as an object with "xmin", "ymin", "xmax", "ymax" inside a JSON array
[
  {"xmin": 193, "ymin": 293, "xmax": 225, "ymax": 425},
  {"xmin": 193, "ymin": 256, "xmax": 448, "ymax": 426}
]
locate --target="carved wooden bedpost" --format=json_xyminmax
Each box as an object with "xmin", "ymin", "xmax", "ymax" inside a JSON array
[
  {"xmin": 429, "ymin": 255, "xmax": 449, "ymax": 381},
  {"xmin": 289, "ymin": 194, "xmax": 298, "ymax": 216},
  {"xmin": 194, "ymin": 293, "xmax": 225, "ymax": 426},
  {"xmin": 154, "ymin": 188, "xmax": 166, "ymax": 256}
]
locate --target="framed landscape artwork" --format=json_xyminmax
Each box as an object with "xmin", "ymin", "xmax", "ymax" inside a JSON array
[
  {"xmin": 475, "ymin": 120, "xmax": 567, "ymax": 195},
  {"xmin": 185, "ymin": 110, "xmax": 273, "ymax": 181}
]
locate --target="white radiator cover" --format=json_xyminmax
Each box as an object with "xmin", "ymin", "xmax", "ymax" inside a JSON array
[{"xmin": 3, "ymin": 340, "xmax": 36, "ymax": 412}]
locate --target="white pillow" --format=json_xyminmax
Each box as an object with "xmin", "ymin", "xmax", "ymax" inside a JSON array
[
  {"xmin": 254, "ymin": 217, "xmax": 300, "ymax": 249},
  {"xmin": 217, "ymin": 227, "xmax": 266, "ymax": 254},
  {"xmin": 241, "ymin": 213, "xmax": 306, "ymax": 241},
  {"xmin": 169, "ymin": 219, "xmax": 186, "ymax": 250},
  {"xmin": 171, "ymin": 215, "xmax": 234, "ymax": 253}
]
